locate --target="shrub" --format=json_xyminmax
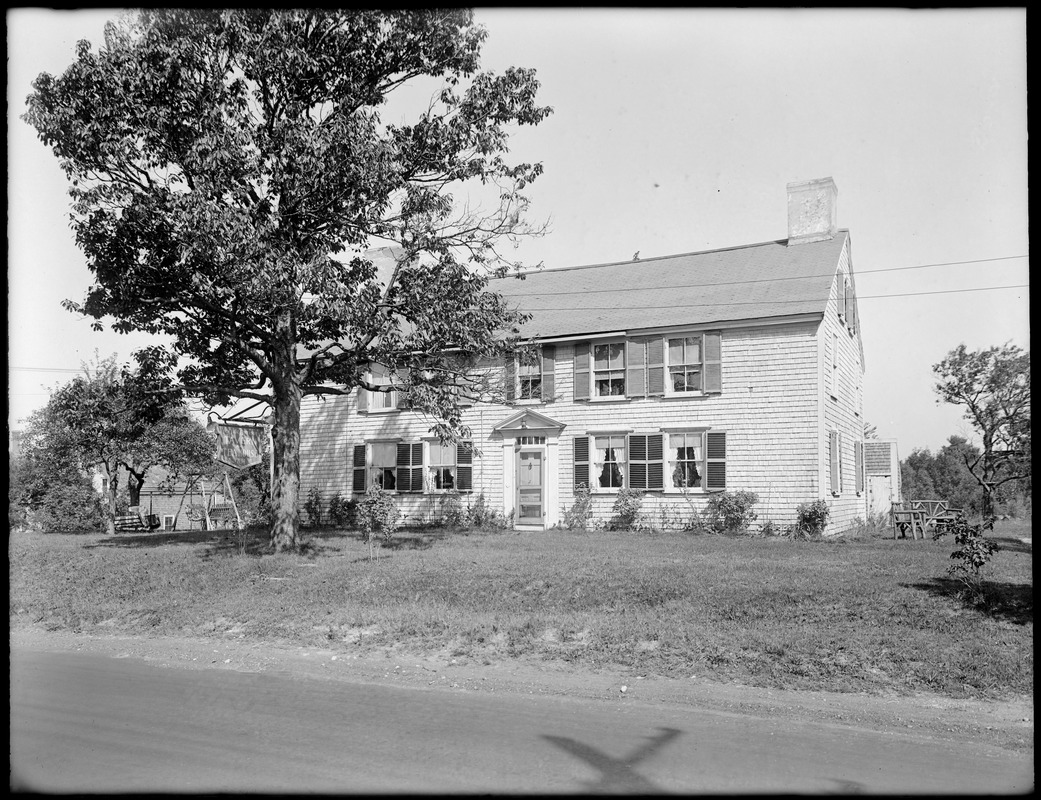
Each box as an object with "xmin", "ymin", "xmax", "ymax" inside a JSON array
[
  {"xmin": 357, "ymin": 486, "xmax": 400, "ymax": 562},
  {"xmin": 705, "ymin": 491, "xmax": 759, "ymax": 534},
  {"xmin": 608, "ymin": 488, "xmax": 645, "ymax": 531},
  {"xmin": 760, "ymin": 519, "xmax": 779, "ymax": 537},
  {"xmin": 933, "ymin": 517, "xmax": 1000, "ymax": 598},
  {"xmin": 563, "ymin": 485, "xmax": 594, "ymax": 530},
  {"xmin": 328, "ymin": 494, "xmax": 356, "ymax": 528},
  {"xmin": 304, "ymin": 487, "xmax": 324, "ymax": 527},
  {"xmin": 795, "ymin": 499, "xmax": 830, "ymax": 539},
  {"xmin": 466, "ymin": 493, "xmax": 507, "ymax": 530},
  {"xmin": 439, "ymin": 492, "xmax": 466, "ymax": 529}
]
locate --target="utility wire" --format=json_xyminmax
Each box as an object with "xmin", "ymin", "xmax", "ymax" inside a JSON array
[
  {"xmin": 521, "ymin": 283, "xmax": 1029, "ymax": 311},
  {"xmin": 506, "ymin": 254, "xmax": 1028, "ymax": 297}
]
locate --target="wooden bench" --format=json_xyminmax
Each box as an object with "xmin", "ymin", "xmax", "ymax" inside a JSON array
[
  {"xmin": 892, "ymin": 501, "xmax": 965, "ymax": 539},
  {"xmin": 114, "ymin": 513, "xmax": 147, "ymax": 532}
]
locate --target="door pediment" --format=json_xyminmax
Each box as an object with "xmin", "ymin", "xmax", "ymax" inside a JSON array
[{"xmin": 493, "ymin": 408, "xmax": 566, "ymax": 436}]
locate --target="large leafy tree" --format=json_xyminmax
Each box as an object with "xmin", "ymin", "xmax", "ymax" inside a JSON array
[
  {"xmin": 23, "ymin": 10, "xmax": 551, "ymax": 551},
  {"xmin": 20, "ymin": 355, "xmax": 190, "ymax": 535},
  {"xmin": 123, "ymin": 408, "xmax": 218, "ymax": 508},
  {"xmin": 933, "ymin": 343, "xmax": 1030, "ymax": 522}
]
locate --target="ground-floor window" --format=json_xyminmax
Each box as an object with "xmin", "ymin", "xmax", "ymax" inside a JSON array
[
  {"xmin": 574, "ymin": 430, "xmax": 726, "ymax": 493},
  {"xmin": 352, "ymin": 440, "xmax": 472, "ymax": 494}
]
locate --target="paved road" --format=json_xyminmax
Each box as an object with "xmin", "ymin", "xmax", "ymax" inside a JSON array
[{"xmin": 11, "ymin": 647, "xmax": 1032, "ymax": 794}]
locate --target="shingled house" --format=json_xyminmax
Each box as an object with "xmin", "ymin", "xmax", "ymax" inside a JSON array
[{"xmin": 299, "ymin": 177, "xmax": 868, "ymax": 533}]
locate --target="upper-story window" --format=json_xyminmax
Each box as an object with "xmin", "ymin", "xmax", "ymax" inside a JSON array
[
  {"xmin": 367, "ymin": 364, "xmax": 399, "ymax": 412},
  {"xmin": 518, "ymin": 351, "xmax": 543, "ymax": 400},
  {"xmin": 668, "ymin": 336, "xmax": 703, "ymax": 393},
  {"xmin": 593, "ymin": 342, "xmax": 626, "ymax": 397}
]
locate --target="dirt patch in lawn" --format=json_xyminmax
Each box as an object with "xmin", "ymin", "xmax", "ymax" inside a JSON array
[{"xmin": 11, "ymin": 625, "xmax": 1033, "ymax": 754}]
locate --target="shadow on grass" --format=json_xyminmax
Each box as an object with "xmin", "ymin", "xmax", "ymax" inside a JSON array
[
  {"xmin": 904, "ymin": 577, "xmax": 1033, "ymax": 625},
  {"xmin": 83, "ymin": 529, "xmax": 229, "ymax": 549}
]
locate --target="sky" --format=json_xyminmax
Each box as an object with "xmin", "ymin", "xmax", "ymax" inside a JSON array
[{"xmin": 7, "ymin": 8, "xmax": 1029, "ymax": 456}]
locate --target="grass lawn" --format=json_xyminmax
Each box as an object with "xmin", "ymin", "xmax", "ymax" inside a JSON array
[{"xmin": 8, "ymin": 520, "xmax": 1032, "ymax": 700}]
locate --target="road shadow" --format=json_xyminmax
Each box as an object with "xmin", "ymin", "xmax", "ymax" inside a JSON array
[
  {"xmin": 542, "ymin": 726, "xmax": 682, "ymax": 794},
  {"xmin": 903, "ymin": 578, "xmax": 1033, "ymax": 625}
]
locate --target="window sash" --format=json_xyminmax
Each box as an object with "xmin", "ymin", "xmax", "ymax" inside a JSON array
[
  {"xmin": 669, "ymin": 433, "xmax": 704, "ymax": 488},
  {"xmin": 593, "ymin": 343, "xmax": 626, "ymax": 397},
  {"xmin": 594, "ymin": 435, "xmax": 626, "ymax": 488}
]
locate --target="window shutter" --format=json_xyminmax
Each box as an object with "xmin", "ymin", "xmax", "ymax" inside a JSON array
[
  {"xmin": 849, "ymin": 289, "xmax": 857, "ymax": 334},
  {"xmin": 352, "ymin": 444, "xmax": 367, "ymax": 493},
  {"xmin": 573, "ymin": 343, "xmax": 590, "ymax": 401},
  {"xmin": 705, "ymin": 432, "xmax": 726, "ymax": 491},
  {"xmin": 541, "ymin": 345, "xmax": 555, "ymax": 402},
  {"xmin": 845, "ymin": 283, "xmax": 854, "ymax": 330},
  {"xmin": 837, "ymin": 277, "xmax": 847, "ymax": 319},
  {"xmin": 829, "ymin": 430, "xmax": 840, "ymax": 495},
  {"xmin": 573, "ymin": 436, "xmax": 590, "ymax": 489},
  {"xmin": 457, "ymin": 379, "xmax": 475, "ymax": 407},
  {"xmin": 504, "ymin": 356, "xmax": 517, "ymax": 404},
  {"xmin": 855, "ymin": 440, "xmax": 864, "ymax": 493},
  {"xmin": 703, "ymin": 332, "xmax": 722, "ymax": 393},
  {"xmin": 626, "ymin": 339, "xmax": 646, "ymax": 398},
  {"xmin": 647, "ymin": 434, "xmax": 664, "ymax": 490},
  {"xmin": 396, "ymin": 443, "xmax": 423, "ymax": 493},
  {"xmin": 646, "ymin": 336, "xmax": 665, "ymax": 396},
  {"xmin": 457, "ymin": 442, "xmax": 473, "ymax": 492},
  {"xmin": 628, "ymin": 435, "xmax": 648, "ymax": 489},
  {"xmin": 356, "ymin": 386, "xmax": 368, "ymax": 414}
]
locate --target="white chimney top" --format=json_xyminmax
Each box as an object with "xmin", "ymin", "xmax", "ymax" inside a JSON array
[{"xmin": 786, "ymin": 177, "xmax": 838, "ymax": 245}]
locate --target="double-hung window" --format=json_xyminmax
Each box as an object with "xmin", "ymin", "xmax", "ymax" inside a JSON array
[
  {"xmin": 668, "ymin": 336, "xmax": 703, "ymax": 393},
  {"xmin": 593, "ymin": 434, "xmax": 626, "ymax": 489},
  {"xmin": 518, "ymin": 351, "xmax": 543, "ymax": 400},
  {"xmin": 429, "ymin": 442, "xmax": 458, "ymax": 491},
  {"xmin": 593, "ymin": 343, "xmax": 626, "ymax": 397},
  {"xmin": 369, "ymin": 442, "xmax": 398, "ymax": 490},
  {"xmin": 367, "ymin": 364, "xmax": 398, "ymax": 412},
  {"xmin": 670, "ymin": 433, "xmax": 703, "ymax": 488}
]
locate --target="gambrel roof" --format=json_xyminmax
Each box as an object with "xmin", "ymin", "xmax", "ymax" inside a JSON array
[{"xmin": 493, "ymin": 231, "xmax": 850, "ymax": 340}]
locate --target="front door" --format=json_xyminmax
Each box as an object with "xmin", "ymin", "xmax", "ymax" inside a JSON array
[{"xmin": 516, "ymin": 449, "xmax": 544, "ymax": 525}]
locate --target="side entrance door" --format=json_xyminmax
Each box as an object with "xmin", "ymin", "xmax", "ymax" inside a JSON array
[
  {"xmin": 516, "ymin": 449, "xmax": 544, "ymax": 526},
  {"xmin": 867, "ymin": 474, "xmax": 893, "ymax": 519}
]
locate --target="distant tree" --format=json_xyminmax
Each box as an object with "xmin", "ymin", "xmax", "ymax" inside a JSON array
[
  {"xmin": 10, "ymin": 428, "xmax": 105, "ymax": 532},
  {"xmin": 123, "ymin": 408, "xmax": 218, "ymax": 507},
  {"xmin": 21, "ymin": 355, "xmax": 184, "ymax": 535},
  {"xmin": 933, "ymin": 343, "xmax": 1030, "ymax": 523},
  {"xmin": 23, "ymin": 9, "xmax": 551, "ymax": 552},
  {"xmin": 863, "ymin": 422, "xmax": 879, "ymax": 440}
]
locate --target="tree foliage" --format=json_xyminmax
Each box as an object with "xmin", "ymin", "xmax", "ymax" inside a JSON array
[
  {"xmin": 24, "ymin": 9, "xmax": 552, "ymax": 551},
  {"xmin": 15, "ymin": 354, "xmax": 208, "ymax": 535},
  {"xmin": 933, "ymin": 343, "xmax": 1030, "ymax": 522}
]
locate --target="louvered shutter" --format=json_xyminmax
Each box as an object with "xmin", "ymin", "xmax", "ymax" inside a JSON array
[
  {"xmin": 646, "ymin": 337, "xmax": 665, "ymax": 396},
  {"xmin": 504, "ymin": 356, "xmax": 517, "ymax": 403},
  {"xmin": 705, "ymin": 432, "xmax": 726, "ymax": 491},
  {"xmin": 829, "ymin": 431, "xmax": 840, "ymax": 495},
  {"xmin": 356, "ymin": 385, "xmax": 368, "ymax": 413},
  {"xmin": 352, "ymin": 444, "xmax": 367, "ymax": 493},
  {"xmin": 626, "ymin": 339, "xmax": 646, "ymax": 398},
  {"xmin": 647, "ymin": 434, "xmax": 664, "ymax": 490},
  {"xmin": 704, "ymin": 332, "xmax": 722, "ymax": 393},
  {"xmin": 397, "ymin": 443, "xmax": 423, "ymax": 493},
  {"xmin": 628, "ymin": 435, "xmax": 648, "ymax": 489},
  {"xmin": 457, "ymin": 442, "xmax": 473, "ymax": 492},
  {"xmin": 541, "ymin": 345, "xmax": 555, "ymax": 402},
  {"xmin": 573, "ymin": 343, "xmax": 590, "ymax": 401},
  {"xmin": 837, "ymin": 277, "xmax": 847, "ymax": 320},
  {"xmin": 573, "ymin": 436, "xmax": 590, "ymax": 489},
  {"xmin": 845, "ymin": 283, "xmax": 854, "ymax": 330},
  {"xmin": 855, "ymin": 440, "xmax": 864, "ymax": 493}
]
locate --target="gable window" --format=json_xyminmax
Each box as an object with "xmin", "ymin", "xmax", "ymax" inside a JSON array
[
  {"xmin": 593, "ymin": 343, "xmax": 626, "ymax": 397},
  {"xmin": 594, "ymin": 434, "xmax": 626, "ymax": 488},
  {"xmin": 670, "ymin": 433, "xmax": 703, "ymax": 488},
  {"xmin": 668, "ymin": 336, "xmax": 703, "ymax": 393}
]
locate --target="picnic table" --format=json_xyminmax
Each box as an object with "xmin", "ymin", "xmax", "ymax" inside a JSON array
[{"xmin": 891, "ymin": 500, "xmax": 964, "ymax": 540}]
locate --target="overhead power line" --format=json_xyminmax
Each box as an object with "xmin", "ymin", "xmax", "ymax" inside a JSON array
[
  {"xmin": 524, "ymin": 279, "xmax": 1028, "ymax": 308},
  {"xmin": 507, "ymin": 254, "xmax": 1028, "ymax": 298}
]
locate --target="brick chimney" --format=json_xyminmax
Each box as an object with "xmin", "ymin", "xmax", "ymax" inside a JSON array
[{"xmin": 786, "ymin": 177, "xmax": 838, "ymax": 245}]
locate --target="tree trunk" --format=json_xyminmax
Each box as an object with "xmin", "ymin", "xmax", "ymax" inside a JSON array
[
  {"xmin": 270, "ymin": 377, "xmax": 302, "ymax": 552},
  {"xmin": 105, "ymin": 466, "xmax": 118, "ymax": 537},
  {"xmin": 128, "ymin": 470, "xmax": 144, "ymax": 507}
]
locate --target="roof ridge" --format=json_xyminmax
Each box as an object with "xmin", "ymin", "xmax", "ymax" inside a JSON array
[{"xmin": 501, "ymin": 230, "xmax": 849, "ymax": 277}]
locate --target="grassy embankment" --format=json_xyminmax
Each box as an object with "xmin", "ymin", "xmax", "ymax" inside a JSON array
[{"xmin": 9, "ymin": 521, "xmax": 1032, "ymax": 699}]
